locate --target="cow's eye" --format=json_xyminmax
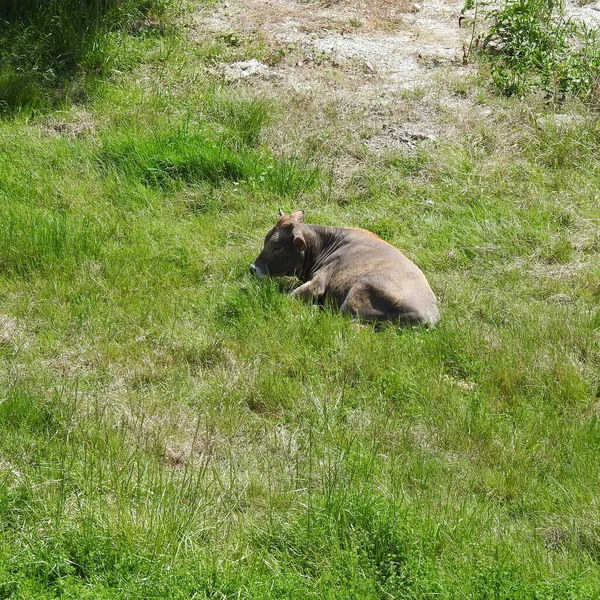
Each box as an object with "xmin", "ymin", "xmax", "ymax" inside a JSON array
[{"xmin": 271, "ymin": 245, "xmax": 283, "ymax": 252}]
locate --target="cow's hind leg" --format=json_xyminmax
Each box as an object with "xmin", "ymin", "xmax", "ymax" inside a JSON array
[{"xmin": 340, "ymin": 282, "xmax": 426, "ymax": 326}]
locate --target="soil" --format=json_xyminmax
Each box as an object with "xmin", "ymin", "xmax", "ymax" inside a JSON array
[{"xmin": 190, "ymin": 0, "xmax": 600, "ymax": 159}]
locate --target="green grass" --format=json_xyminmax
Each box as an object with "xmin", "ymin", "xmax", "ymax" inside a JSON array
[
  {"xmin": 0, "ymin": 2, "xmax": 599, "ymax": 598},
  {"xmin": 0, "ymin": 0, "xmax": 177, "ymax": 113}
]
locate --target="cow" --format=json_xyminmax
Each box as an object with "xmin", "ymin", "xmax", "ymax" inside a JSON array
[{"xmin": 250, "ymin": 210, "xmax": 439, "ymax": 326}]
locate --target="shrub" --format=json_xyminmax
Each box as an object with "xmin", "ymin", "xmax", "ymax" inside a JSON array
[{"xmin": 464, "ymin": 0, "xmax": 600, "ymax": 103}]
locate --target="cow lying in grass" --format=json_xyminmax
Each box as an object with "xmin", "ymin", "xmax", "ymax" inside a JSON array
[{"xmin": 250, "ymin": 210, "xmax": 439, "ymax": 326}]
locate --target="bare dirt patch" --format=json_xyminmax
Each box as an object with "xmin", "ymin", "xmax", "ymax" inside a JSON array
[
  {"xmin": 188, "ymin": 0, "xmax": 600, "ymax": 192},
  {"xmin": 197, "ymin": 0, "xmax": 471, "ymax": 92},
  {"xmin": 191, "ymin": 0, "xmax": 477, "ymax": 162}
]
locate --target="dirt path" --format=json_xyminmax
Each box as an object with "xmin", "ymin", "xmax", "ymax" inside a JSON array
[{"xmin": 191, "ymin": 0, "xmax": 600, "ymax": 160}]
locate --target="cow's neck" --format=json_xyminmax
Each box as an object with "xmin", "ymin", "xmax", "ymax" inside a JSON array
[{"xmin": 298, "ymin": 225, "xmax": 346, "ymax": 281}]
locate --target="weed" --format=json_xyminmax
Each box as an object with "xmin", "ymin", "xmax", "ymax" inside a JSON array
[{"xmin": 465, "ymin": 0, "xmax": 600, "ymax": 103}]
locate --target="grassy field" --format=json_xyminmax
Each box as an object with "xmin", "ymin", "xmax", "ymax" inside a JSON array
[{"xmin": 0, "ymin": 1, "xmax": 600, "ymax": 598}]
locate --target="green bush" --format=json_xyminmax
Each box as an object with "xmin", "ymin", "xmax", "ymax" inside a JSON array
[{"xmin": 465, "ymin": 0, "xmax": 600, "ymax": 102}]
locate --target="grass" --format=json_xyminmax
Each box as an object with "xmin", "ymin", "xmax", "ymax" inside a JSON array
[
  {"xmin": 0, "ymin": 1, "xmax": 599, "ymax": 598},
  {"xmin": 0, "ymin": 0, "xmax": 176, "ymax": 113}
]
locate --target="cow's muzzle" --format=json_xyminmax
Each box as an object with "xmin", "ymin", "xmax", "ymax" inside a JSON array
[{"xmin": 250, "ymin": 263, "xmax": 268, "ymax": 279}]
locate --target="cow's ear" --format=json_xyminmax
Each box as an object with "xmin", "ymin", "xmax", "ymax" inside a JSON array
[
  {"xmin": 290, "ymin": 210, "xmax": 305, "ymax": 223},
  {"xmin": 293, "ymin": 231, "xmax": 306, "ymax": 252}
]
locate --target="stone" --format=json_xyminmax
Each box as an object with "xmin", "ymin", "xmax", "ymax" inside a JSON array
[{"xmin": 222, "ymin": 59, "xmax": 281, "ymax": 81}]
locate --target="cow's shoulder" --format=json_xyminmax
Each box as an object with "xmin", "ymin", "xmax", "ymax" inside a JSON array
[
  {"xmin": 344, "ymin": 228, "xmax": 404, "ymax": 254},
  {"xmin": 346, "ymin": 227, "xmax": 382, "ymax": 241}
]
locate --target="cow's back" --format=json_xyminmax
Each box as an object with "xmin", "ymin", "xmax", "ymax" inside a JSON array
[{"xmin": 326, "ymin": 227, "xmax": 438, "ymax": 324}]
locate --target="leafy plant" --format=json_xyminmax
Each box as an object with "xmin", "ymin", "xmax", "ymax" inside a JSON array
[{"xmin": 464, "ymin": 0, "xmax": 600, "ymax": 102}]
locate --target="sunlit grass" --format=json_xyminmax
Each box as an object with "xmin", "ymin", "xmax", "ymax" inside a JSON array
[{"xmin": 0, "ymin": 1, "xmax": 599, "ymax": 598}]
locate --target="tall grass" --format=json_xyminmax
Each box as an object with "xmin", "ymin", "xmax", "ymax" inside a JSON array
[
  {"xmin": 1, "ymin": 98, "xmax": 598, "ymax": 595},
  {"xmin": 0, "ymin": 205, "xmax": 102, "ymax": 275},
  {"xmin": 0, "ymin": 0, "xmax": 174, "ymax": 112},
  {"xmin": 99, "ymin": 126, "xmax": 318, "ymax": 197}
]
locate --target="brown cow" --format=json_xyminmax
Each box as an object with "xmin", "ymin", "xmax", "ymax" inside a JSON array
[{"xmin": 250, "ymin": 210, "xmax": 439, "ymax": 326}]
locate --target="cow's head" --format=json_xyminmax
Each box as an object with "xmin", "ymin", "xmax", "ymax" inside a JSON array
[{"xmin": 250, "ymin": 209, "xmax": 306, "ymax": 279}]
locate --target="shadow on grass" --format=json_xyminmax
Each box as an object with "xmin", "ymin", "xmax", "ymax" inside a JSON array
[
  {"xmin": 99, "ymin": 126, "xmax": 319, "ymax": 198},
  {"xmin": 0, "ymin": 0, "xmax": 170, "ymax": 113}
]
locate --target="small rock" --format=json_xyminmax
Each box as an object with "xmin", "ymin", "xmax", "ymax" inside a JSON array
[
  {"xmin": 412, "ymin": 3, "xmax": 422, "ymax": 11},
  {"xmin": 222, "ymin": 59, "xmax": 281, "ymax": 81},
  {"xmin": 536, "ymin": 113, "xmax": 586, "ymax": 129}
]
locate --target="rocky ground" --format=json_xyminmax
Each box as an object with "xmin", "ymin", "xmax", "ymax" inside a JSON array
[{"xmin": 190, "ymin": 0, "xmax": 600, "ymax": 163}]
